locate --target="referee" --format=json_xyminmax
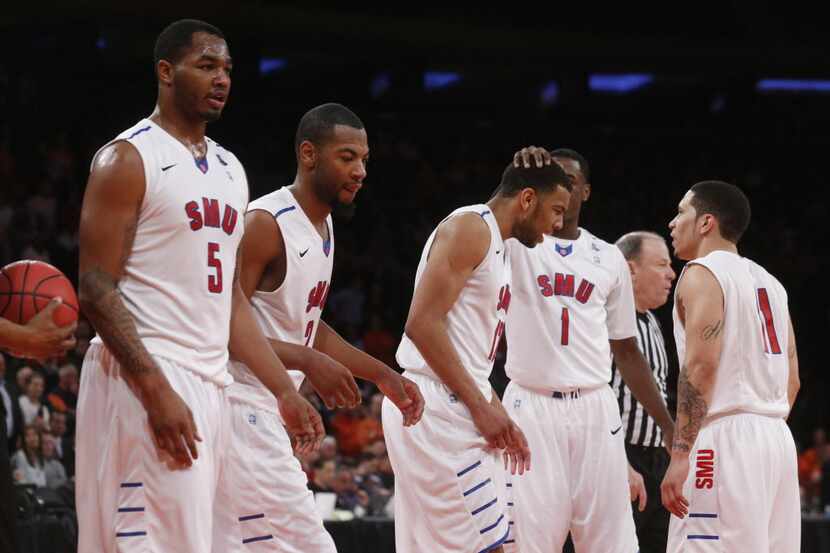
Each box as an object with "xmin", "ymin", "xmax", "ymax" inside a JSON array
[{"xmin": 612, "ymin": 231, "xmax": 676, "ymax": 553}]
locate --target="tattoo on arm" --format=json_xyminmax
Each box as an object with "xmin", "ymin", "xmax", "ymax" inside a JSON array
[
  {"xmin": 701, "ymin": 320, "xmax": 723, "ymax": 342},
  {"xmin": 673, "ymin": 367, "xmax": 708, "ymax": 452}
]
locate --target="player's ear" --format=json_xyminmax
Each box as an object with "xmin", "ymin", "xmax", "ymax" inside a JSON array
[
  {"xmin": 519, "ymin": 188, "xmax": 536, "ymax": 212},
  {"xmin": 156, "ymin": 60, "xmax": 174, "ymax": 87},
  {"xmin": 582, "ymin": 181, "xmax": 592, "ymax": 202},
  {"xmin": 698, "ymin": 213, "xmax": 716, "ymax": 236},
  {"xmin": 299, "ymin": 141, "xmax": 317, "ymax": 169}
]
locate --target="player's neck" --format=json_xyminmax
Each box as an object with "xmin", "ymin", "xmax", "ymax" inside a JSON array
[
  {"xmin": 289, "ymin": 179, "xmax": 331, "ymax": 227},
  {"xmin": 693, "ymin": 236, "xmax": 739, "ymax": 259},
  {"xmin": 149, "ymin": 106, "xmax": 207, "ymax": 153},
  {"xmin": 553, "ymin": 219, "xmax": 580, "ymax": 240},
  {"xmin": 485, "ymin": 197, "xmax": 514, "ymax": 240}
]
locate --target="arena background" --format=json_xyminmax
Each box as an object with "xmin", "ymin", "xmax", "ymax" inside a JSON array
[{"xmin": 2, "ymin": 3, "xmax": 829, "ymax": 551}]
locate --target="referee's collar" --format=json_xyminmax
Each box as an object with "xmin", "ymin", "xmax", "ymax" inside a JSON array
[{"xmin": 636, "ymin": 310, "xmax": 650, "ymax": 323}]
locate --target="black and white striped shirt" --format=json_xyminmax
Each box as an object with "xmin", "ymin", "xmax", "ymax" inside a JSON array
[{"xmin": 610, "ymin": 310, "xmax": 669, "ymax": 447}]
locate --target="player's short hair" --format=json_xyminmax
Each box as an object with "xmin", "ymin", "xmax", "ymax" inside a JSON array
[
  {"xmin": 495, "ymin": 162, "xmax": 572, "ymax": 199},
  {"xmin": 551, "ymin": 148, "xmax": 590, "ymax": 182},
  {"xmin": 616, "ymin": 231, "xmax": 665, "ymax": 261},
  {"xmin": 154, "ymin": 19, "xmax": 225, "ymax": 66},
  {"xmin": 689, "ymin": 180, "xmax": 751, "ymax": 243},
  {"xmin": 295, "ymin": 103, "xmax": 365, "ymax": 154}
]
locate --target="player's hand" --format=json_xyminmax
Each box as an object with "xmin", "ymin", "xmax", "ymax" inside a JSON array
[
  {"xmin": 16, "ymin": 298, "xmax": 77, "ymax": 359},
  {"xmin": 470, "ymin": 398, "xmax": 531, "ymax": 475},
  {"xmin": 628, "ymin": 463, "xmax": 648, "ymax": 512},
  {"xmin": 278, "ymin": 390, "xmax": 325, "ymax": 455},
  {"xmin": 512, "ymin": 146, "xmax": 553, "ymax": 169},
  {"xmin": 377, "ymin": 371, "xmax": 425, "ymax": 427},
  {"xmin": 304, "ymin": 349, "xmax": 361, "ymax": 410},
  {"xmin": 143, "ymin": 381, "xmax": 202, "ymax": 468},
  {"xmin": 661, "ymin": 453, "xmax": 690, "ymax": 518}
]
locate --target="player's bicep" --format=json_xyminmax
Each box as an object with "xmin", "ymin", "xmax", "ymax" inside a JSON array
[
  {"xmin": 679, "ymin": 265, "xmax": 724, "ymax": 368},
  {"xmin": 607, "ymin": 252, "xmax": 638, "ymax": 339},
  {"xmin": 407, "ymin": 215, "xmax": 489, "ymax": 326},
  {"xmin": 237, "ymin": 209, "xmax": 282, "ymax": 299},
  {"xmin": 78, "ymin": 142, "xmax": 145, "ymax": 282}
]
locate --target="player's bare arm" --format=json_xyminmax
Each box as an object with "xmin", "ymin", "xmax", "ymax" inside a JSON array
[
  {"xmin": 235, "ymin": 209, "xmax": 360, "ymax": 410},
  {"xmin": 786, "ymin": 316, "xmax": 799, "ymax": 411},
  {"xmin": 78, "ymin": 141, "xmax": 201, "ymax": 467},
  {"xmin": 228, "ymin": 239, "xmax": 324, "ymax": 454},
  {"xmin": 611, "ymin": 338, "xmax": 675, "ymax": 449},
  {"xmin": 661, "ymin": 264, "xmax": 723, "ymax": 518},
  {"xmin": 0, "ymin": 298, "xmax": 76, "ymax": 359},
  {"xmin": 314, "ymin": 320, "xmax": 425, "ymax": 426},
  {"xmin": 404, "ymin": 212, "xmax": 530, "ymax": 474}
]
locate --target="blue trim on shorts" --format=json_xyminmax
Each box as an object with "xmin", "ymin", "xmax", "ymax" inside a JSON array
[
  {"xmin": 243, "ymin": 534, "xmax": 274, "ymax": 544},
  {"xmin": 116, "ymin": 531, "xmax": 147, "ymax": 538},
  {"xmin": 479, "ymin": 526, "xmax": 510, "ymax": 552},
  {"xmin": 464, "ymin": 478, "xmax": 491, "ymax": 496},
  {"xmin": 472, "ymin": 498, "xmax": 497, "ymax": 516},
  {"xmin": 120, "ymin": 482, "xmax": 142, "ymax": 488},
  {"xmin": 117, "ymin": 507, "xmax": 144, "ymax": 513},
  {"xmin": 688, "ymin": 535, "xmax": 720, "ymax": 540},
  {"xmin": 457, "ymin": 460, "xmax": 481, "ymax": 477},
  {"xmin": 480, "ymin": 514, "xmax": 504, "ymax": 534},
  {"xmin": 689, "ymin": 513, "xmax": 718, "ymax": 518},
  {"xmin": 239, "ymin": 513, "xmax": 265, "ymax": 522}
]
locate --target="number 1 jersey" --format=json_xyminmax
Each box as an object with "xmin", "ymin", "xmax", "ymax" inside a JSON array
[
  {"xmin": 673, "ymin": 250, "xmax": 791, "ymax": 419},
  {"xmin": 505, "ymin": 228, "xmax": 637, "ymax": 390},
  {"xmin": 88, "ymin": 119, "xmax": 248, "ymax": 385}
]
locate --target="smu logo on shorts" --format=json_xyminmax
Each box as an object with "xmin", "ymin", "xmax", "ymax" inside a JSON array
[
  {"xmin": 695, "ymin": 449, "xmax": 715, "ymax": 489},
  {"xmin": 536, "ymin": 273, "xmax": 596, "ymax": 304},
  {"xmin": 306, "ymin": 281, "xmax": 329, "ymax": 313},
  {"xmin": 185, "ymin": 197, "xmax": 239, "ymax": 235}
]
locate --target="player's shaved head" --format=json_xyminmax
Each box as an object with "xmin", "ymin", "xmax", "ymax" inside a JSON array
[
  {"xmin": 295, "ymin": 103, "xmax": 365, "ymax": 155},
  {"xmin": 495, "ymin": 162, "xmax": 572, "ymax": 198},
  {"xmin": 154, "ymin": 19, "xmax": 225, "ymax": 67}
]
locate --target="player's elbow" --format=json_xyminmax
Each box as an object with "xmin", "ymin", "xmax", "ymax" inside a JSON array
[
  {"xmin": 404, "ymin": 313, "xmax": 431, "ymax": 345},
  {"xmin": 684, "ymin": 357, "xmax": 718, "ymax": 383}
]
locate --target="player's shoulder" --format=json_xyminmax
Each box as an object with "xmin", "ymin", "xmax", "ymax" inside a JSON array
[
  {"xmin": 249, "ymin": 187, "xmax": 293, "ymax": 216},
  {"xmin": 580, "ymin": 228, "xmax": 626, "ymax": 265},
  {"xmin": 207, "ymin": 136, "xmax": 244, "ymax": 169}
]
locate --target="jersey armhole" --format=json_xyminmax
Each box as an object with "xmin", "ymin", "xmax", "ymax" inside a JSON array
[{"xmin": 248, "ymin": 207, "xmax": 289, "ymax": 294}]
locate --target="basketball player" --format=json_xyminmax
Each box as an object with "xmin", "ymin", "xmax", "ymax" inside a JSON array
[
  {"xmin": 503, "ymin": 147, "xmax": 674, "ymax": 553},
  {"xmin": 75, "ymin": 20, "xmax": 323, "ymax": 553},
  {"xmin": 215, "ymin": 103, "xmax": 424, "ymax": 553},
  {"xmin": 383, "ymin": 160, "xmax": 572, "ymax": 553},
  {"xmin": 0, "ymin": 299, "xmax": 76, "ymax": 359},
  {"xmin": 662, "ymin": 181, "xmax": 800, "ymax": 552},
  {"xmin": 615, "ymin": 231, "xmax": 676, "ymax": 553}
]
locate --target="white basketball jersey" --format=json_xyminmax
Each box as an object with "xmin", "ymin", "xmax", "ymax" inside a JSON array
[
  {"xmin": 673, "ymin": 250, "xmax": 790, "ymax": 419},
  {"xmin": 228, "ymin": 187, "xmax": 334, "ymax": 395},
  {"xmin": 505, "ymin": 228, "xmax": 637, "ymax": 390},
  {"xmin": 89, "ymin": 118, "xmax": 248, "ymax": 385},
  {"xmin": 396, "ymin": 205, "xmax": 511, "ymax": 399}
]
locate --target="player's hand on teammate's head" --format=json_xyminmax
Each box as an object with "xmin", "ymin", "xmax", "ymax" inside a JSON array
[
  {"xmin": 627, "ymin": 464, "xmax": 648, "ymax": 512},
  {"xmin": 377, "ymin": 371, "xmax": 425, "ymax": 427},
  {"xmin": 512, "ymin": 146, "xmax": 553, "ymax": 169},
  {"xmin": 144, "ymin": 382, "xmax": 202, "ymax": 469},
  {"xmin": 305, "ymin": 350, "xmax": 361, "ymax": 410},
  {"xmin": 279, "ymin": 391, "xmax": 325, "ymax": 455}
]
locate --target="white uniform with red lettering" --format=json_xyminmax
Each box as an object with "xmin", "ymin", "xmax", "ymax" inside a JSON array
[
  {"xmin": 76, "ymin": 118, "xmax": 248, "ymax": 553},
  {"xmin": 215, "ymin": 186, "xmax": 337, "ymax": 553},
  {"xmin": 383, "ymin": 205, "xmax": 513, "ymax": 553},
  {"xmin": 667, "ymin": 250, "xmax": 798, "ymax": 553},
  {"xmin": 503, "ymin": 228, "xmax": 640, "ymax": 553}
]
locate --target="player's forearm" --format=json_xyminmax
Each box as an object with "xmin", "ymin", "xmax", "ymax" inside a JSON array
[
  {"xmin": 314, "ymin": 320, "xmax": 393, "ymax": 383},
  {"xmin": 614, "ymin": 343, "xmax": 674, "ymax": 435},
  {"xmin": 787, "ymin": 353, "xmax": 800, "ymax": 410},
  {"xmin": 264, "ymin": 338, "xmax": 315, "ymax": 372},
  {"xmin": 404, "ymin": 316, "xmax": 488, "ymax": 411},
  {"xmin": 228, "ymin": 287, "xmax": 297, "ymax": 399},
  {"xmin": 78, "ymin": 268, "xmax": 165, "ymax": 392},
  {"xmin": 673, "ymin": 360, "xmax": 715, "ymax": 456},
  {"xmin": 0, "ymin": 318, "xmax": 28, "ymax": 350}
]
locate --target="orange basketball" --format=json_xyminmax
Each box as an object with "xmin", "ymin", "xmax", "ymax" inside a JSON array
[{"xmin": 0, "ymin": 260, "xmax": 79, "ymax": 327}]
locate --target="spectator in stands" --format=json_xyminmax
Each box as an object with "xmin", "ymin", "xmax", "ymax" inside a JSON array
[
  {"xmin": 49, "ymin": 410, "xmax": 74, "ymax": 476},
  {"xmin": 41, "ymin": 434, "xmax": 67, "ymax": 489},
  {"xmin": 332, "ymin": 465, "xmax": 370, "ymax": 515},
  {"xmin": 799, "ymin": 427, "xmax": 826, "ymax": 510},
  {"xmin": 18, "ymin": 371, "xmax": 50, "ymax": 432},
  {"xmin": 309, "ymin": 458, "xmax": 336, "ymax": 494},
  {"xmin": 47, "ymin": 362, "xmax": 78, "ymax": 414},
  {"xmin": 11, "ymin": 424, "xmax": 45, "ymax": 487},
  {"xmin": 13, "ymin": 365, "xmax": 33, "ymax": 398},
  {"xmin": 330, "ymin": 404, "xmax": 382, "ymax": 457},
  {"xmin": 1, "ymin": 353, "xmax": 23, "ymax": 451},
  {"xmin": 319, "ymin": 435, "xmax": 339, "ymax": 463}
]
